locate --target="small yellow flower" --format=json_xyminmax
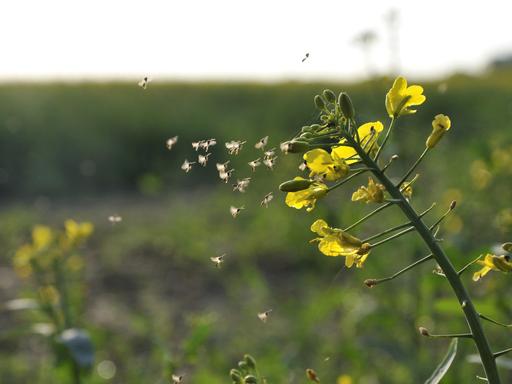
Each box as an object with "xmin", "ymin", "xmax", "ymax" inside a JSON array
[
  {"xmin": 473, "ymin": 254, "xmax": 512, "ymax": 281},
  {"xmin": 32, "ymin": 225, "xmax": 54, "ymax": 251},
  {"xmin": 303, "ymin": 149, "xmax": 349, "ymax": 181},
  {"xmin": 64, "ymin": 220, "xmax": 94, "ymax": 247},
  {"xmin": 426, "ymin": 114, "xmax": 451, "ymax": 148},
  {"xmin": 285, "ymin": 178, "xmax": 328, "ymax": 212},
  {"xmin": 310, "ymin": 219, "xmax": 371, "ymax": 268},
  {"xmin": 337, "ymin": 375, "xmax": 353, "ymax": 384},
  {"xmin": 13, "ymin": 244, "xmax": 34, "ymax": 279},
  {"xmin": 352, "ymin": 177, "xmax": 385, "ymax": 204},
  {"xmin": 331, "ymin": 121, "xmax": 384, "ymax": 164},
  {"xmin": 385, "ymin": 76, "xmax": 426, "ymax": 117}
]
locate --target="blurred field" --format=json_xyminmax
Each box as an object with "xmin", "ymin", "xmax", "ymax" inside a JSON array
[{"xmin": 1, "ymin": 70, "xmax": 512, "ymax": 383}]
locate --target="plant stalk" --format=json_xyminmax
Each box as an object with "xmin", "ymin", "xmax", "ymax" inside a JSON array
[{"xmin": 348, "ymin": 134, "xmax": 501, "ymax": 383}]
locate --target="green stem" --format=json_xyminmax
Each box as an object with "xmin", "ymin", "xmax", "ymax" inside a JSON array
[
  {"xmin": 369, "ymin": 226, "xmax": 415, "ymax": 248},
  {"xmin": 374, "ymin": 116, "xmax": 396, "ymax": 161},
  {"xmin": 397, "ymin": 147, "xmax": 430, "ymax": 187},
  {"xmin": 347, "ymin": 134, "xmax": 501, "ymax": 383},
  {"xmin": 362, "ymin": 203, "xmax": 436, "ymax": 243},
  {"xmin": 328, "ymin": 170, "xmax": 366, "ymax": 192},
  {"xmin": 494, "ymin": 348, "xmax": 512, "ymax": 359},
  {"xmin": 365, "ymin": 254, "xmax": 433, "ymax": 287},
  {"xmin": 343, "ymin": 202, "xmax": 393, "ymax": 232},
  {"xmin": 53, "ymin": 258, "xmax": 73, "ymax": 329}
]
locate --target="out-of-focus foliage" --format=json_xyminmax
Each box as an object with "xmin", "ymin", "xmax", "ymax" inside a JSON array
[{"xmin": 0, "ymin": 70, "xmax": 511, "ymax": 383}]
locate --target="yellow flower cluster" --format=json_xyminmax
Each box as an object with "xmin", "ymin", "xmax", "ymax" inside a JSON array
[
  {"xmin": 310, "ymin": 219, "xmax": 371, "ymax": 268},
  {"xmin": 13, "ymin": 220, "xmax": 94, "ymax": 279}
]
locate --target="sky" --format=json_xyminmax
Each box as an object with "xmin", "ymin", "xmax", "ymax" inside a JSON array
[{"xmin": 1, "ymin": 0, "xmax": 511, "ymax": 82}]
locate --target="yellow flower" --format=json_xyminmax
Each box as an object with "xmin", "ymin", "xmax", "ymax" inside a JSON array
[
  {"xmin": 337, "ymin": 375, "xmax": 353, "ymax": 384},
  {"xmin": 13, "ymin": 244, "xmax": 34, "ymax": 279},
  {"xmin": 32, "ymin": 225, "xmax": 54, "ymax": 251},
  {"xmin": 426, "ymin": 114, "xmax": 451, "ymax": 148},
  {"xmin": 285, "ymin": 178, "xmax": 328, "ymax": 212},
  {"xmin": 64, "ymin": 220, "xmax": 94, "ymax": 247},
  {"xmin": 473, "ymin": 254, "xmax": 512, "ymax": 281},
  {"xmin": 352, "ymin": 177, "xmax": 385, "ymax": 204},
  {"xmin": 331, "ymin": 121, "xmax": 384, "ymax": 164},
  {"xmin": 303, "ymin": 149, "xmax": 349, "ymax": 181},
  {"xmin": 385, "ymin": 76, "xmax": 426, "ymax": 117},
  {"xmin": 310, "ymin": 219, "xmax": 371, "ymax": 268}
]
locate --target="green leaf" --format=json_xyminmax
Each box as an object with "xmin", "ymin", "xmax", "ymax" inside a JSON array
[{"xmin": 425, "ymin": 339, "xmax": 458, "ymax": 384}]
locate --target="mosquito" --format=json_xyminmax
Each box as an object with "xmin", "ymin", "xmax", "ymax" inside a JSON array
[
  {"xmin": 108, "ymin": 215, "xmax": 122, "ymax": 224},
  {"xmin": 257, "ymin": 309, "xmax": 272, "ymax": 323},
  {"xmin": 261, "ymin": 192, "xmax": 274, "ymax": 207},
  {"xmin": 248, "ymin": 158, "xmax": 261, "ymax": 172},
  {"xmin": 166, "ymin": 136, "xmax": 178, "ymax": 150},
  {"xmin": 230, "ymin": 205, "xmax": 244, "ymax": 218},
  {"xmin": 198, "ymin": 153, "xmax": 211, "ymax": 167},
  {"xmin": 225, "ymin": 140, "xmax": 246, "ymax": 155},
  {"xmin": 216, "ymin": 161, "xmax": 230, "ymax": 173},
  {"xmin": 181, "ymin": 159, "xmax": 195, "ymax": 173},
  {"xmin": 138, "ymin": 76, "xmax": 151, "ymax": 89},
  {"xmin": 302, "ymin": 53, "xmax": 310, "ymax": 63},
  {"xmin": 263, "ymin": 156, "xmax": 277, "ymax": 170},
  {"xmin": 219, "ymin": 169, "xmax": 234, "ymax": 183},
  {"xmin": 210, "ymin": 254, "xmax": 225, "ymax": 268},
  {"xmin": 232, "ymin": 178, "xmax": 251, "ymax": 193},
  {"xmin": 254, "ymin": 136, "xmax": 269, "ymax": 150}
]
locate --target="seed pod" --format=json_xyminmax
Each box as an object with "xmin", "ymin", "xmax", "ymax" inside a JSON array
[
  {"xmin": 338, "ymin": 92, "xmax": 355, "ymax": 119},
  {"xmin": 322, "ymin": 89, "xmax": 336, "ymax": 103},
  {"xmin": 314, "ymin": 95, "xmax": 326, "ymax": 110},
  {"xmin": 244, "ymin": 375, "xmax": 258, "ymax": 384},
  {"xmin": 279, "ymin": 179, "xmax": 314, "ymax": 192},
  {"xmin": 230, "ymin": 369, "xmax": 243, "ymax": 384},
  {"xmin": 309, "ymin": 124, "xmax": 322, "ymax": 132},
  {"xmin": 299, "ymin": 132, "xmax": 314, "ymax": 139}
]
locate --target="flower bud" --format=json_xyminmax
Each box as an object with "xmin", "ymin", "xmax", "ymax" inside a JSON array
[
  {"xmin": 338, "ymin": 92, "xmax": 355, "ymax": 119},
  {"xmin": 280, "ymin": 140, "xmax": 311, "ymax": 154},
  {"xmin": 503, "ymin": 243, "xmax": 512, "ymax": 253},
  {"xmin": 243, "ymin": 375, "xmax": 258, "ymax": 384},
  {"xmin": 243, "ymin": 354, "xmax": 257, "ymax": 370},
  {"xmin": 314, "ymin": 95, "xmax": 326, "ymax": 110},
  {"xmin": 299, "ymin": 132, "xmax": 314, "ymax": 139},
  {"xmin": 238, "ymin": 361, "xmax": 249, "ymax": 371},
  {"xmin": 426, "ymin": 114, "xmax": 451, "ymax": 148},
  {"xmin": 322, "ymin": 89, "xmax": 336, "ymax": 103},
  {"xmin": 279, "ymin": 179, "xmax": 314, "ymax": 192},
  {"xmin": 230, "ymin": 369, "xmax": 243, "ymax": 384},
  {"xmin": 309, "ymin": 124, "xmax": 322, "ymax": 132}
]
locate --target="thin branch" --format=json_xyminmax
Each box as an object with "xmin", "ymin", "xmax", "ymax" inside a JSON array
[
  {"xmin": 479, "ymin": 314, "xmax": 512, "ymax": 328},
  {"xmin": 397, "ymin": 147, "xmax": 430, "ymax": 187},
  {"xmin": 494, "ymin": 348, "xmax": 512, "ymax": 359},
  {"xmin": 364, "ymin": 254, "xmax": 433, "ymax": 287},
  {"xmin": 343, "ymin": 202, "xmax": 393, "ymax": 232}
]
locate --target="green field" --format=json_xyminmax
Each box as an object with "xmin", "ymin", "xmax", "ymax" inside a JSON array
[{"xmin": 1, "ymin": 71, "xmax": 512, "ymax": 383}]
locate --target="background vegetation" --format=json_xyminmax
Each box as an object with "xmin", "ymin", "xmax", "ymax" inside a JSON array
[{"xmin": 1, "ymin": 70, "xmax": 512, "ymax": 383}]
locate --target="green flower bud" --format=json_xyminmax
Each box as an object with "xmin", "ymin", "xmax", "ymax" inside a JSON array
[
  {"xmin": 230, "ymin": 369, "xmax": 243, "ymax": 384},
  {"xmin": 322, "ymin": 89, "xmax": 336, "ymax": 103},
  {"xmin": 280, "ymin": 140, "xmax": 311, "ymax": 154},
  {"xmin": 243, "ymin": 354, "xmax": 257, "ymax": 370},
  {"xmin": 238, "ymin": 361, "xmax": 249, "ymax": 371},
  {"xmin": 503, "ymin": 242, "xmax": 512, "ymax": 253},
  {"xmin": 299, "ymin": 132, "xmax": 314, "ymax": 139},
  {"xmin": 279, "ymin": 178, "xmax": 314, "ymax": 192},
  {"xmin": 301, "ymin": 126, "xmax": 313, "ymax": 133},
  {"xmin": 244, "ymin": 375, "xmax": 258, "ymax": 384},
  {"xmin": 338, "ymin": 92, "xmax": 355, "ymax": 119},
  {"xmin": 314, "ymin": 95, "xmax": 326, "ymax": 110}
]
